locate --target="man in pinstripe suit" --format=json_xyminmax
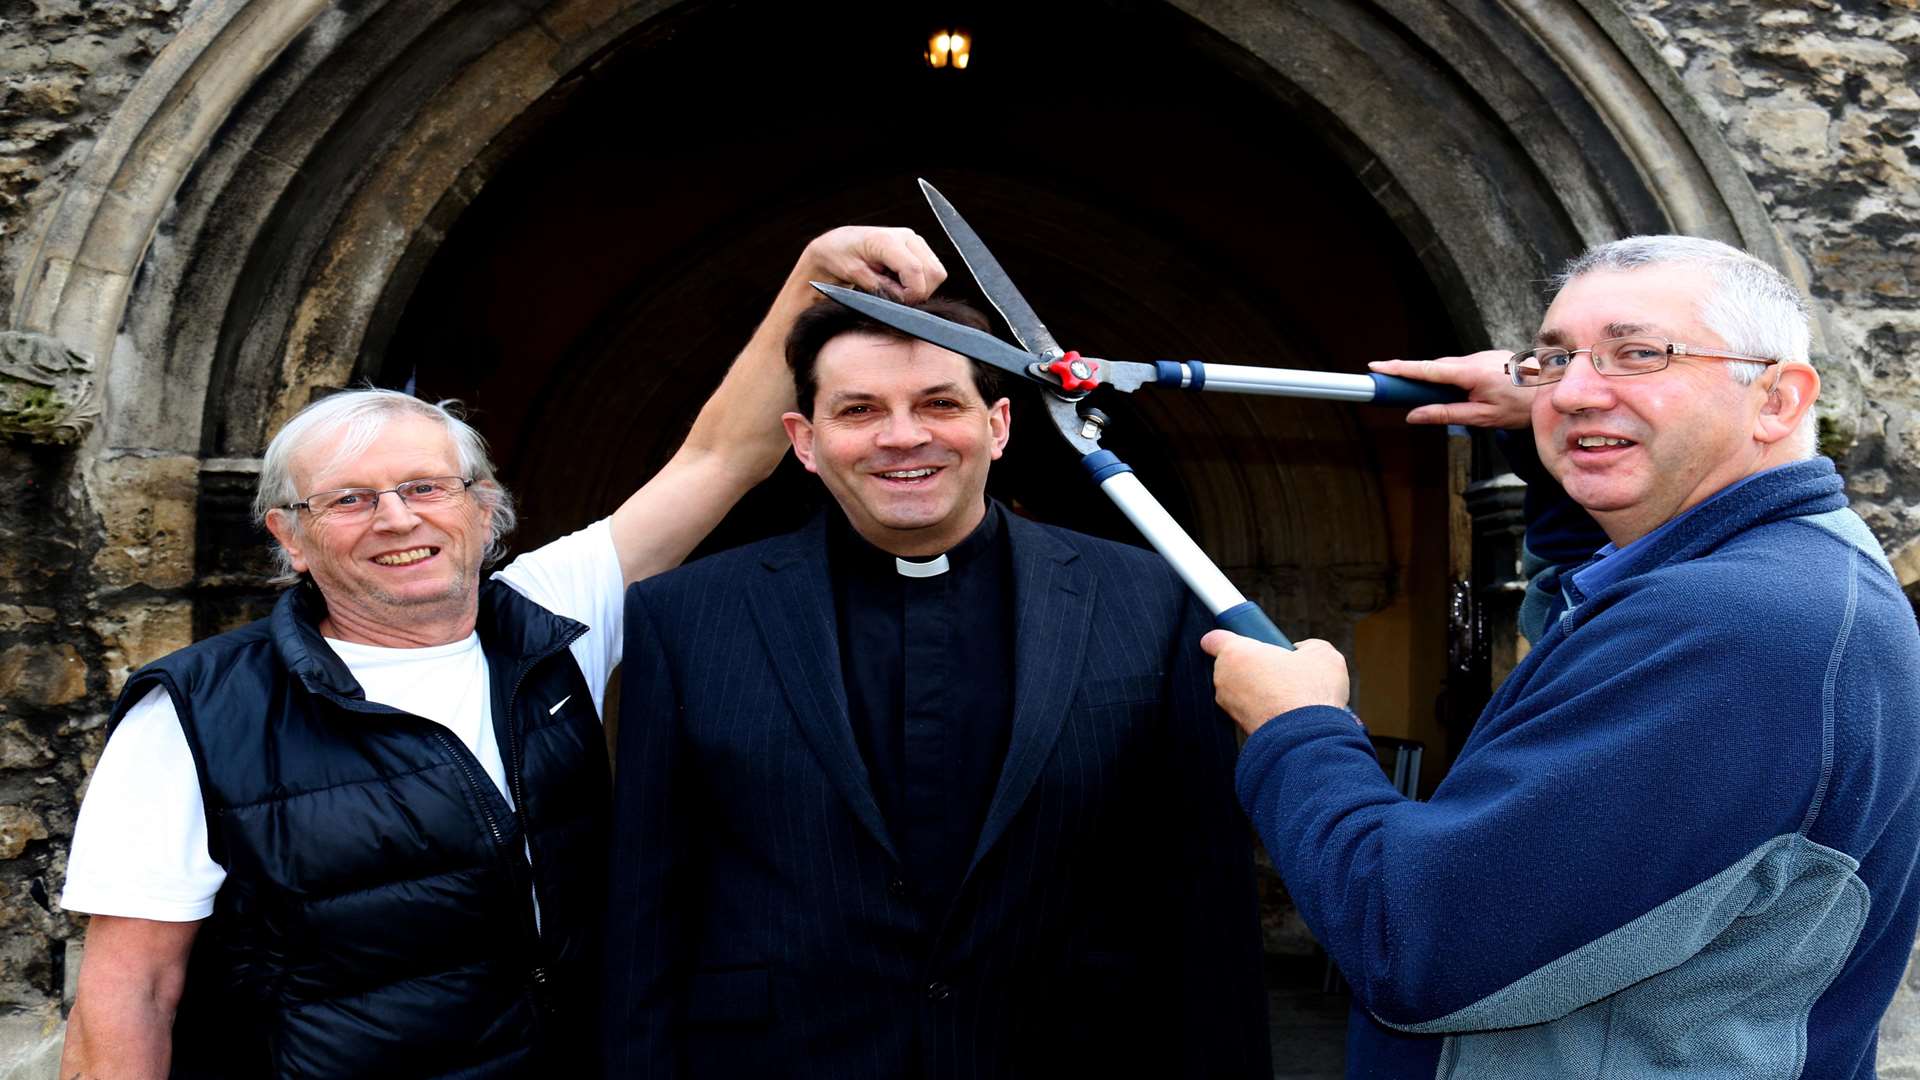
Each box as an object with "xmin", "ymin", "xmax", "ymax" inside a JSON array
[{"xmin": 603, "ymin": 297, "xmax": 1272, "ymax": 1078}]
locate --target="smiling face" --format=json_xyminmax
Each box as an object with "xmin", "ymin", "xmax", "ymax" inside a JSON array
[
  {"xmin": 783, "ymin": 332, "xmax": 1010, "ymax": 557},
  {"xmin": 1531, "ymin": 264, "xmax": 1778, "ymax": 545},
  {"xmin": 264, "ymin": 414, "xmax": 491, "ymax": 645}
]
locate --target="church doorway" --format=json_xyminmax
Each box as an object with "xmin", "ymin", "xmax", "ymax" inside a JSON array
[
  {"xmin": 380, "ymin": 4, "xmax": 1459, "ymax": 1063},
  {"xmin": 383, "ymin": 0, "xmax": 1461, "ymax": 749}
]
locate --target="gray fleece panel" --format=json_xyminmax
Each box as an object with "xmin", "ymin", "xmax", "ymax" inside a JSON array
[
  {"xmin": 1391, "ymin": 833, "xmax": 1868, "ymax": 1079},
  {"xmin": 1795, "ymin": 509, "xmax": 1896, "ymax": 580}
]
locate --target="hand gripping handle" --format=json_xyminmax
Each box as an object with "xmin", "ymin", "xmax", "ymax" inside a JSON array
[
  {"xmin": 1366, "ymin": 373, "xmax": 1466, "ymax": 407},
  {"xmin": 1215, "ymin": 602, "xmax": 1294, "ymax": 649}
]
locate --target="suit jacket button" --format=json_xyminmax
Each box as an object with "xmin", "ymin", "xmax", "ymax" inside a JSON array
[
  {"xmin": 926, "ymin": 981, "xmax": 952, "ymax": 1001},
  {"xmin": 888, "ymin": 877, "xmax": 909, "ymax": 897}
]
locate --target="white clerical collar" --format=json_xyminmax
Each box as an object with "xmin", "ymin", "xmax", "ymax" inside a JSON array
[{"xmin": 894, "ymin": 554, "xmax": 950, "ymax": 578}]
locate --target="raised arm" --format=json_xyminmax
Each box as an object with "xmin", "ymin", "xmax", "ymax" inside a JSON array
[
  {"xmin": 61, "ymin": 915, "xmax": 199, "ymax": 1079},
  {"xmin": 608, "ymin": 226, "xmax": 946, "ymax": 584}
]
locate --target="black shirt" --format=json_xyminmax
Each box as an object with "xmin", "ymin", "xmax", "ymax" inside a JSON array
[{"xmin": 828, "ymin": 501, "xmax": 1015, "ymax": 907}]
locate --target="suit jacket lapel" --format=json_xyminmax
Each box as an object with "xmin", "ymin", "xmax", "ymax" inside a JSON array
[
  {"xmin": 962, "ymin": 513, "xmax": 1092, "ymax": 881},
  {"xmin": 747, "ymin": 515, "xmax": 899, "ymax": 863}
]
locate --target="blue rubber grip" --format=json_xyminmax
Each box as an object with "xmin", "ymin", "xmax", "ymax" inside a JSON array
[
  {"xmin": 1216, "ymin": 601, "xmax": 1294, "ymax": 650},
  {"xmin": 1155, "ymin": 360, "xmax": 1208, "ymax": 390},
  {"xmin": 1081, "ymin": 449, "xmax": 1133, "ymax": 484},
  {"xmin": 1368, "ymin": 373, "xmax": 1466, "ymax": 407}
]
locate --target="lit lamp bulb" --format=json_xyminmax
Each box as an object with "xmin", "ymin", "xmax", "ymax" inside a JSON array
[{"xmin": 926, "ymin": 28, "xmax": 970, "ymax": 70}]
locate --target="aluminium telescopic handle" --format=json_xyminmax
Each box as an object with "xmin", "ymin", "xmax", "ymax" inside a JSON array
[
  {"xmin": 1080, "ymin": 451, "xmax": 1294, "ymax": 650},
  {"xmin": 1151, "ymin": 361, "xmax": 1464, "ymax": 407}
]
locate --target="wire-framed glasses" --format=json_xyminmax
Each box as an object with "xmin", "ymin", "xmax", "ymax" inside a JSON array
[
  {"xmin": 286, "ymin": 476, "xmax": 474, "ymax": 520},
  {"xmin": 1507, "ymin": 336, "xmax": 1779, "ymax": 387}
]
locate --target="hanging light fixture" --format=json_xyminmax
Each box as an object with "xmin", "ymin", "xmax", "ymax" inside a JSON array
[{"xmin": 926, "ymin": 28, "xmax": 972, "ymax": 70}]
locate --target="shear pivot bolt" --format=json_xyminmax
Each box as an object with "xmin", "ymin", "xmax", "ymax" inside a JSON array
[
  {"xmin": 1047, "ymin": 350, "xmax": 1101, "ymax": 392},
  {"xmin": 1079, "ymin": 409, "xmax": 1109, "ymax": 440}
]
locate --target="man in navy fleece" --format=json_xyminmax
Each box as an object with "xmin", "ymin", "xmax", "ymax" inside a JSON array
[{"xmin": 1205, "ymin": 236, "xmax": 1920, "ymax": 1078}]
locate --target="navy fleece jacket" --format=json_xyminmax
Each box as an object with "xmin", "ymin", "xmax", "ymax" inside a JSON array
[{"xmin": 1240, "ymin": 459, "xmax": 1920, "ymax": 1078}]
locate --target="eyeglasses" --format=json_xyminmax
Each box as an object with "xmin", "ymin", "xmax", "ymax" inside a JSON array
[
  {"xmin": 286, "ymin": 476, "xmax": 474, "ymax": 520},
  {"xmin": 1507, "ymin": 336, "xmax": 1779, "ymax": 387}
]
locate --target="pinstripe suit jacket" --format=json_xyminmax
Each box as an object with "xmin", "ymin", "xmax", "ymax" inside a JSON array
[{"xmin": 603, "ymin": 509, "xmax": 1271, "ymax": 1079}]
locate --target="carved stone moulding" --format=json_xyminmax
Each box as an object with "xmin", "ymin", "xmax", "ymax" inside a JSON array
[{"xmin": 0, "ymin": 331, "xmax": 98, "ymax": 446}]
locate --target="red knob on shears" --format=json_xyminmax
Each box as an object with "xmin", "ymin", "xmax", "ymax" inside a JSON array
[{"xmin": 1047, "ymin": 351, "xmax": 1101, "ymax": 392}]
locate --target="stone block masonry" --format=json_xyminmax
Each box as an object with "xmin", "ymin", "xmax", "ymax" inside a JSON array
[
  {"xmin": 1621, "ymin": 0, "xmax": 1920, "ymax": 571},
  {"xmin": 0, "ymin": 5, "xmax": 194, "ymax": 1066}
]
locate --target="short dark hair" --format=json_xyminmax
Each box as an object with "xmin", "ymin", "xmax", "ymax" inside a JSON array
[{"xmin": 785, "ymin": 294, "xmax": 1007, "ymax": 416}]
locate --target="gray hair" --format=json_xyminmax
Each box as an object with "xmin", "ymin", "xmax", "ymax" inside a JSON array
[
  {"xmin": 254, "ymin": 389, "xmax": 517, "ymax": 586},
  {"xmin": 1555, "ymin": 235, "xmax": 1816, "ymax": 456}
]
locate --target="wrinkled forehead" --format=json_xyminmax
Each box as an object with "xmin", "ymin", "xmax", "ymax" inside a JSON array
[
  {"xmin": 1536, "ymin": 265, "xmax": 1713, "ymax": 347},
  {"xmin": 1534, "ymin": 320, "xmax": 1680, "ymax": 349},
  {"xmin": 295, "ymin": 414, "xmax": 461, "ymax": 490}
]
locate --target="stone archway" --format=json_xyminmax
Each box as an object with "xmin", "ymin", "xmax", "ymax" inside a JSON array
[
  {"xmin": 365, "ymin": 7, "xmax": 1454, "ymax": 666},
  {"xmin": 14, "ymin": 0, "xmax": 1798, "ymax": 460},
  {"xmin": 7, "ymin": 0, "xmax": 1811, "ymax": 789},
  {"xmin": 9, "ymin": 0, "xmax": 1863, "ymax": 1068},
  {"xmin": 9, "ymin": 0, "xmax": 1805, "ymax": 659}
]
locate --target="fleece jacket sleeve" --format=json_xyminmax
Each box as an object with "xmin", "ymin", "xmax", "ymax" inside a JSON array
[{"xmin": 1236, "ymin": 569, "xmax": 1834, "ymax": 1030}]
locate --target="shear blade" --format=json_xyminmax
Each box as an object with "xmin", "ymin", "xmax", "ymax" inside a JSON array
[
  {"xmin": 809, "ymin": 283, "xmax": 1048, "ymax": 386},
  {"xmin": 918, "ymin": 179, "xmax": 1065, "ymax": 362}
]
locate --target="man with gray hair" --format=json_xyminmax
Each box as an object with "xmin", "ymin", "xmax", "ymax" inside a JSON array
[
  {"xmin": 56, "ymin": 227, "xmax": 947, "ymax": 1078},
  {"xmin": 1205, "ymin": 235, "xmax": 1920, "ymax": 1077}
]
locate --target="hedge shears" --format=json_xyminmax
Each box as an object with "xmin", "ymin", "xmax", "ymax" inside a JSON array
[{"xmin": 814, "ymin": 180, "xmax": 1461, "ymax": 650}]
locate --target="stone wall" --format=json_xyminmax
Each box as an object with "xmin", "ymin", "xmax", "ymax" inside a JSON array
[
  {"xmin": 0, "ymin": 1, "xmax": 189, "ymax": 1072},
  {"xmin": 0, "ymin": 0, "xmax": 1917, "ymax": 1074},
  {"xmin": 1619, "ymin": 0, "xmax": 1920, "ymax": 573},
  {"xmin": 0, "ymin": 1, "xmax": 184, "ymax": 315}
]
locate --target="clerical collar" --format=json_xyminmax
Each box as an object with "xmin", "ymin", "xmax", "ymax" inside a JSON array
[
  {"xmin": 830, "ymin": 500, "xmax": 1004, "ymax": 580},
  {"xmin": 895, "ymin": 554, "xmax": 948, "ymax": 578}
]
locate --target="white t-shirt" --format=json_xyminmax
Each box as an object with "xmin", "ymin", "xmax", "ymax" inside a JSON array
[{"xmin": 60, "ymin": 519, "xmax": 625, "ymax": 922}]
